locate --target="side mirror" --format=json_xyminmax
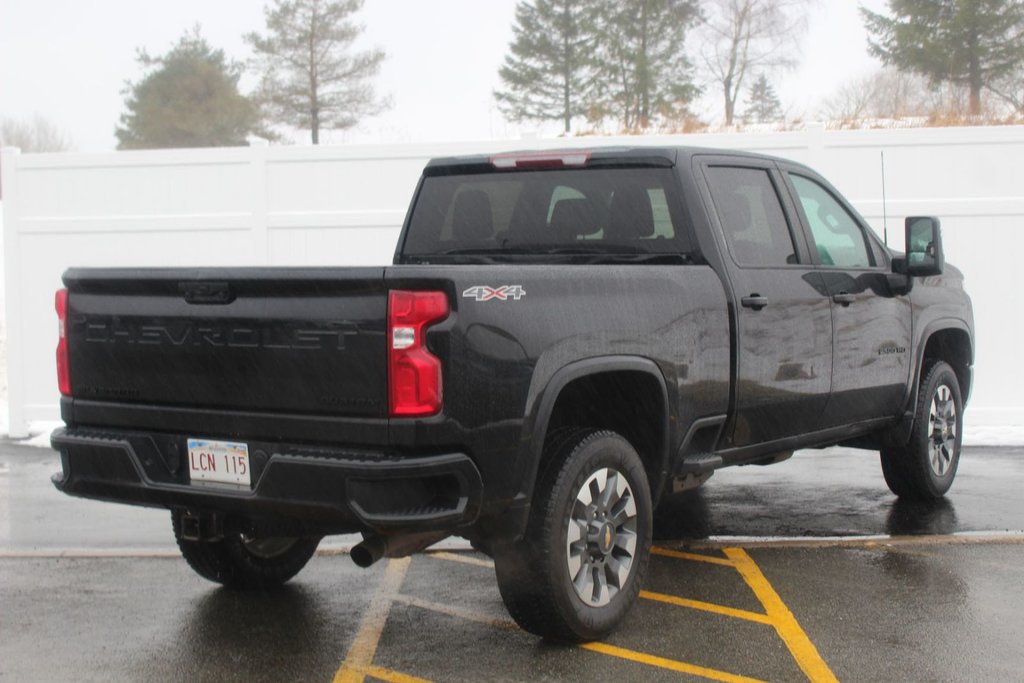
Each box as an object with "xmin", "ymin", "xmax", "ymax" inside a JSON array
[{"xmin": 904, "ymin": 216, "xmax": 944, "ymax": 277}]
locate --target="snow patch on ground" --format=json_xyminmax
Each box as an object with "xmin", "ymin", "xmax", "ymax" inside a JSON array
[
  {"xmin": 0, "ymin": 330, "xmax": 7, "ymax": 438},
  {"xmin": 962, "ymin": 425, "xmax": 1024, "ymax": 447},
  {"xmin": 16, "ymin": 421, "xmax": 63, "ymax": 448}
]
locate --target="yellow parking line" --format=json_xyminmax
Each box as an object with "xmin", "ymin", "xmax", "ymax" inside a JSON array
[
  {"xmin": 425, "ymin": 551, "xmax": 495, "ymax": 569},
  {"xmin": 334, "ymin": 558, "xmax": 412, "ymax": 683},
  {"xmin": 335, "ymin": 546, "xmax": 833, "ymax": 683},
  {"xmin": 393, "ymin": 594, "xmax": 518, "ymax": 630},
  {"xmin": 580, "ymin": 642, "xmax": 768, "ymax": 683},
  {"xmin": 362, "ymin": 665, "xmax": 433, "ymax": 683},
  {"xmin": 725, "ymin": 548, "xmax": 839, "ymax": 683},
  {"xmin": 652, "ymin": 546, "xmax": 736, "ymax": 567},
  {"xmin": 335, "ymin": 665, "xmax": 432, "ymax": 683},
  {"xmin": 640, "ymin": 589, "xmax": 774, "ymax": 625},
  {"xmin": 396, "ymin": 590, "xmax": 766, "ymax": 682}
]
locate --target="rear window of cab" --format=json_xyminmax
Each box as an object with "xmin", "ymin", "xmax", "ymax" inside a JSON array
[{"xmin": 402, "ymin": 168, "xmax": 695, "ymax": 257}]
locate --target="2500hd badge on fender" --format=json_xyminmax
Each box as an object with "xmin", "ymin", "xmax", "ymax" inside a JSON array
[{"xmin": 52, "ymin": 147, "xmax": 974, "ymax": 641}]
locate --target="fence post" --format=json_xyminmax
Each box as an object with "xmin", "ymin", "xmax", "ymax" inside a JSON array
[
  {"xmin": 2, "ymin": 146, "xmax": 29, "ymax": 438},
  {"xmin": 804, "ymin": 121, "xmax": 827, "ymax": 170},
  {"xmin": 249, "ymin": 138, "xmax": 271, "ymax": 265}
]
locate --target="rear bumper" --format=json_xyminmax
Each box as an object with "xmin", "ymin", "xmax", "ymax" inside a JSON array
[{"xmin": 51, "ymin": 427, "xmax": 483, "ymax": 536}]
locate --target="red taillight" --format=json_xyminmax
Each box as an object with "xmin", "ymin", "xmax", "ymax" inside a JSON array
[
  {"xmin": 56, "ymin": 288, "xmax": 71, "ymax": 396},
  {"xmin": 388, "ymin": 290, "xmax": 449, "ymax": 417}
]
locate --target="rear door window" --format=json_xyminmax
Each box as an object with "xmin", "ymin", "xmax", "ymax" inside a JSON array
[{"xmin": 704, "ymin": 166, "xmax": 799, "ymax": 268}]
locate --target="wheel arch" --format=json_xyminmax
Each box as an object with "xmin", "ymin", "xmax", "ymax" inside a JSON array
[
  {"xmin": 521, "ymin": 356, "xmax": 672, "ymax": 512},
  {"xmin": 914, "ymin": 321, "xmax": 973, "ymax": 407},
  {"xmin": 889, "ymin": 320, "xmax": 973, "ymax": 447}
]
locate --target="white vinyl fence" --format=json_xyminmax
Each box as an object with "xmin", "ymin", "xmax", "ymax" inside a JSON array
[{"xmin": 3, "ymin": 126, "xmax": 1022, "ymax": 438}]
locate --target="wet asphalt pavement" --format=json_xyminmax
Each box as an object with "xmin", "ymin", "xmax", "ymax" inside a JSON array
[{"xmin": 2, "ymin": 441, "xmax": 1023, "ymax": 682}]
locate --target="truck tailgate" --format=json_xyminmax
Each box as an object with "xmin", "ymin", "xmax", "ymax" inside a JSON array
[{"xmin": 64, "ymin": 268, "xmax": 387, "ymax": 418}]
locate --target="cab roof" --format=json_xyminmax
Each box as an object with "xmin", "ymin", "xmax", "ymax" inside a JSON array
[{"xmin": 423, "ymin": 145, "xmax": 796, "ymax": 176}]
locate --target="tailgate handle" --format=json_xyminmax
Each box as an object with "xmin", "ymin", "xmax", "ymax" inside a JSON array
[{"xmin": 180, "ymin": 281, "xmax": 235, "ymax": 305}]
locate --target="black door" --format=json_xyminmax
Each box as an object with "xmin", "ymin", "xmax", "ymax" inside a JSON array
[
  {"xmin": 782, "ymin": 169, "xmax": 912, "ymax": 427},
  {"xmin": 700, "ymin": 161, "xmax": 833, "ymax": 448}
]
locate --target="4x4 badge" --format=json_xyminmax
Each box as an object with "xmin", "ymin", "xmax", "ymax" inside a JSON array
[{"xmin": 462, "ymin": 285, "xmax": 525, "ymax": 302}]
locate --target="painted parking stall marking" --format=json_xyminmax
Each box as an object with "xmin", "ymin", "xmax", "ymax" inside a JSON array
[
  {"xmin": 334, "ymin": 557, "xmax": 417, "ymax": 683},
  {"xmin": 647, "ymin": 547, "xmax": 838, "ymax": 683},
  {"xmin": 333, "ymin": 546, "xmax": 838, "ymax": 683}
]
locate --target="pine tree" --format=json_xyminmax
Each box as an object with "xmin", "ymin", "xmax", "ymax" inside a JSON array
[
  {"xmin": 495, "ymin": 0, "xmax": 599, "ymax": 134},
  {"xmin": 115, "ymin": 28, "xmax": 259, "ymax": 150},
  {"xmin": 862, "ymin": 0, "xmax": 1024, "ymax": 116},
  {"xmin": 743, "ymin": 73, "xmax": 782, "ymax": 123},
  {"xmin": 592, "ymin": 0, "xmax": 701, "ymax": 130},
  {"xmin": 246, "ymin": 0, "xmax": 386, "ymax": 144}
]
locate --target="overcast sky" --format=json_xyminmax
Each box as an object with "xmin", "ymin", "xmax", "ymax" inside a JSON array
[{"xmin": 0, "ymin": 0, "xmax": 890, "ymax": 152}]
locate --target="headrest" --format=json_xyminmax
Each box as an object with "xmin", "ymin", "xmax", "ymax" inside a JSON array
[
  {"xmin": 452, "ymin": 189, "xmax": 493, "ymax": 241},
  {"xmin": 549, "ymin": 198, "xmax": 599, "ymax": 238},
  {"xmin": 606, "ymin": 186, "xmax": 654, "ymax": 241},
  {"xmin": 727, "ymin": 193, "xmax": 753, "ymax": 231}
]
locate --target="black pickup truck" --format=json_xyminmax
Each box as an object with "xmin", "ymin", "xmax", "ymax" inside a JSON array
[{"xmin": 52, "ymin": 146, "xmax": 974, "ymax": 641}]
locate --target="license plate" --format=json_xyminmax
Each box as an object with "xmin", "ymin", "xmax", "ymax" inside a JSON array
[{"xmin": 187, "ymin": 439, "xmax": 251, "ymax": 488}]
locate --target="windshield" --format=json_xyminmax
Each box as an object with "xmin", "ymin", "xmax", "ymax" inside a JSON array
[{"xmin": 400, "ymin": 167, "xmax": 695, "ymax": 260}]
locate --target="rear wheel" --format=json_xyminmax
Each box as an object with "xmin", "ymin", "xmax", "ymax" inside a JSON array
[
  {"xmin": 493, "ymin": 430, "xmax": 652, "ymax": 642},
  {"xmin": 880, "ymin": 360, "xmax": 963, "ymax": 500},
  {"xmin": 172, "ymin": 511, "xmax": 320, "ymax": 589}
]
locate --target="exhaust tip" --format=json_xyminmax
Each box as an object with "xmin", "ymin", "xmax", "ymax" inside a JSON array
[{"xmin": 350, "ymin": 536, "xmax": 386, "ymax": 568}]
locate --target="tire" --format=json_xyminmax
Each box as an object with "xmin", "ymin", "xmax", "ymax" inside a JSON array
[
  {"xmin": 880, "ymin": 360, "xmax": 963, "ymax": 500},
  {"xmin": 172, "ymin": 510, "xmax": 320, "ymax": 589},
  {"xmin": 493, "ymin": 430, "xmax": 653, "ymax": 642}
]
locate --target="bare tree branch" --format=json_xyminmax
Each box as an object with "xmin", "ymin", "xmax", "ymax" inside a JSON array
[
  {"xmin": 698, "ymin": 0, "xmax": 811, "ymax": 126},
  {"xmin": 0, "ymin": 115, "xmax": 74, "ymax": 153}
]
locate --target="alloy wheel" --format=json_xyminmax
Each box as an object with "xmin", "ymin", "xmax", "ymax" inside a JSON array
[
  {"xmin": 565, "ymin": 467, "xmax": 638, "ymax": 607},
  {"xmin": 928, "ymin": 384, "xmax": 957, "ymax": 477}
]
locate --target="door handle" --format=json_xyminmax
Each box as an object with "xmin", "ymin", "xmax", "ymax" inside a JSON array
[
  {"xmin": 741, "ymin": 294, "xmax": 769, "ymax": 310},
  {"xmin": 833, "ymin": 291, "xmax": 855, "ymax": 306}
]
